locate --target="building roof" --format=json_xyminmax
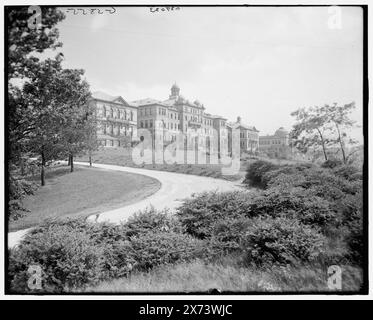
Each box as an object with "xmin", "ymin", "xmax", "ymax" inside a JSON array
[
  {"xmin": 238, "ymin": 124, "xmax": 259, "ymax": 132},
  {"xmin": 92, "ymin": 91, "xmax": 135, "ymax": 107},
  {"xmin": 130, "ymin": 98, "xmax": 165, "ymax": 107},
  {"xmin": 92, "ymin": 91, "xmax": 121, "ymax": 102},
  {"xmin": 260, "ymin": 127, "xmax": 289, "ymax": 138},
  {"xmin": 211, "ymin": 114, "xmax": 227, "ymax": 121},
  {"xmin": 275, "ymin": 127, "xmax": 289, "ymax": 137},
  {"xmin": 162, "ymin": 98, "xmax": 178, "ymax": 106}
]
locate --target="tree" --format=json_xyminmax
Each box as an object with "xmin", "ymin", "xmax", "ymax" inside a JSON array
[
  {"xmin": 21, "ymin": 57, "xmax": 92, "ymax": 185},
  {"xmin": 7, "ymin": 7, "xmax": 66, "ymax": 187},
  {"xmin": 54, "ymin": 69, "xmax": 93, "ymax": 172},
  {"xmin": 8, "ymin": 7, "xmax": 65, "ymax": 166},
  {"xmin": 327, "ymin": 102, "xmax": 358, "ymax": 164},
  {"xmin": 7, "ymin": 6, "xmax": 65, "ymax": 80},
  {"xmin": 291, "ymin": 103, "xmax": 359, "ymax": 163},
  {"xmin": 8, "ymin": 7, "xmax": 96, "ymax": 185},
  {"xmin": 290, "ymin": 106, "xmax": 332, "ymax": 161}
]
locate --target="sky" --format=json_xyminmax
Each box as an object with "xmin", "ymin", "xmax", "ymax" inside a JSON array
[{"xmin": 53, "ymin": 6, "xmax": 363, "ymax": 138}]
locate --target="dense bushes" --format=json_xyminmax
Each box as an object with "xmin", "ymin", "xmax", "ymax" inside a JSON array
[
  {"xmin": 321, "ymin": 158, "xmax": 343, "ymax": 169},
  {"xmin": 242, "ymin": 217, "xmax": 326, "ymax": 265},
  {"xmin": 177, "ymin": 191, "xmax": 254, "ymax": 239},
  {"xmin": 248, "ymin": 187, "xmax": 336, "ymax": 227},
  {"xmin": 9, "ymin": 159, "xmax": 364, "ymax": 292},
  {"xmin": 123, "ymin": 207, "xmax": 183, "ymax": 237},
  {"xmin": 130, "ymin": 232, "xmax": 203, "ymax": 271},
  {"xmin": 8, "ymin": 175, "xmax": 38, "ymax": 221},
  {"xmin": 243, "ymin": 160, "xmax": 364, "ymax": 265},
  {"xmin": 9, "ymin": 222, "xmax": 105, "ymax": 293},
  {"xmin": 8, "ymin": 212, "xmax": 203, "ymax": 293},
  {"xmin": 244, "ymin": 160, "xmax": 279, "ymax": 188},
  {"xmin": 332, "ymin": 164, "xmax": 362, "ymax": 181}
]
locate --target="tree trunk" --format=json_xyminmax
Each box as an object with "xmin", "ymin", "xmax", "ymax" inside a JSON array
[
  {"xmin": 70, "ymin": 154, "xmax": 74, "ymax": 172},
  {"xmin": 317, "ymin": 128, "xmax": 328, "ymax": 161},
  {"xmin": 20, "ymin": 158, "xmax": 25, "ymax": 176},
  {"xmin": 41, "ymin": 151, "xmax": 45, "ymax": 186},
  {"xmin": 335, "ymin": 123, "xmax": 346, "ymax": 164},
  {"xmin": 89, "ymin": 154, "xmax": 92, "ymax": 167}
]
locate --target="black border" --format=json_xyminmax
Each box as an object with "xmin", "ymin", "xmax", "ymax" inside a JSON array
[{"xmin": 3, "ymin": 4, "xmax": 369, "ymax": 296}]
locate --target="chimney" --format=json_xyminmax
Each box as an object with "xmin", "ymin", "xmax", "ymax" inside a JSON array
[{"xmin": 237, "ymin": 116, "xmax": 241, "ymax": 123}]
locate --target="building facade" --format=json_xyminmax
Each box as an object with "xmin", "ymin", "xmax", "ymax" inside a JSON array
[
  {"xmin": 227, "ymin": 117, "xmax": 259, "ymax": 154},
  {"xmin": 259, "ymin": 127, "xmax": 291, "ymax": 158},
  {"xmin": 90, "ymin": 92, "xmax": 138, "ymax": 147},
  {"xmin": 90, "ymin": 85, "xmax": 260, "ymax": 158},
  {"xmin": 134, "ymin": 84, "xmax": 228, "ymax": 157}
]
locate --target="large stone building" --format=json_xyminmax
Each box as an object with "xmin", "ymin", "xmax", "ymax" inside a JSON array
[
  {"xmin": 259, "ymin": 127, "xmax": 291, "ymax": 158},
  {"xmin": 132, "ymin": 84, "xmax": 228, "ymax": 156},
  {"xmin": 90, "ymin": 92, "xmax": 138, "ymax": 147},
  {"xmin": 90, "ymin": 84, "xmax": 259, "ymax": 157}
]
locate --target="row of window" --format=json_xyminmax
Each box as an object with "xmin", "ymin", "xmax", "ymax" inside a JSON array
[
  {"xmin": 241, "ymin": 141, "xmax": 258, "ymax": 148},
  {"xmin": 260, "ymin": 140, "xmax": 284, "ymax": 145},
  {"xmin": 102, "ymin": 124, "xmax": 134, "ymax": 136},
  {"xmin": 187, "ymin": 106, "xmax": 202, "ymax": 114},
  {"xmin": 139, "ymin": 107, "xmax": 181, "ymax": 120},
  {"xmin": 240, "ymin": 132, "xmax": 259, "ymax": 139},
  {"xmin": 140, "ymin": 120, "xmax": 181, "ymax": 131},
  {"xmin": 138, "ymin": 107, "xmax": 217, "ymax": 127},
  {"xmin": 99, "ymin": 139, "xmax": 124, "ymax": 147},
  {"xmin": 99, "ymin": 105, "xmax": 134, "ymax": 121}
]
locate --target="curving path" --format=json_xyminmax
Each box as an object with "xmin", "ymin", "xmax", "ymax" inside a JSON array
[{"xmin": 8, "ymin": 162, "xmax": 243, "ymax": 248}]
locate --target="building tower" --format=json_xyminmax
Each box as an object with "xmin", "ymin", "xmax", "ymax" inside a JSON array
[{"xmin": 169, "ymin": 83, "xmax": 180, "ymax": 99}]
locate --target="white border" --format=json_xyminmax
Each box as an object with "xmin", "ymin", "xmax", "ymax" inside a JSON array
[{"xmin": 1, "ymin": 0, "xmax": 371, "ymax": 300}]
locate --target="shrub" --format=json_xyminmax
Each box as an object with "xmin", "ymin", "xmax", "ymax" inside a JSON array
[
  {"xmin": 9, "ymin": 176, "xmax": 37, "ymax": 200},
  {"xmin": 262, "ymin": 163, "xmax": 314, "ymax": 188},
  {"xmin": 123, "ymin": 207, "xmax": 183, "ymax": 237},
  {"xmin": 8, "ymin": 210, "xmax": 209, "ymax": 293},
  {"xmin": 242, "ymin": 216, "xmax": 326, "ymax": 265},
  {"xmin": 8, "ymin": 175, "xmax": 38, "ymax": 220},
  {"xmin": 9, "ymin": 223, "xmax": 105, "ymax": 293},
  {"xmin": 332, "ymin": 164, "xmax": 362, "ymax": 181},
  {"xmin": 266, "ymin": 167, "xmax": 361, "ymax": 202},
  {"xmin": 266, "ymin": 172, "xmax": 306, "ymax": 190},
  {"xmin": 301, "ymin": 168, "xmax": 361, "ymax": 198},
  {"xmin": 129, "ymin": 231, "xmax": 204, "ymax": 271},
  {"xmin": 244, "ymin": 160, "xmax": 279, "ymax": 188},
  {"xmin": 345, "ymin": 213, "xmax": 364, "ymax": 265},
  {"xmin": 176, "ymin": 190, "xmax": 254, "ymax": 239},
  {"xmin": 207, "ymin": 217, "xmax": 252, "ymax": 254},
  {"xmin": 211, "ymin": 217, "xmax": 251, "ymax": 246},
  {"xmin": 321, "ymin": 158, "xmax": 343, "ymax": 169},
  {"xmin": 339, "ymin": 192, "xmax": 363, "ymax": 225},
  {"xmin": 249, "ymin": 187, "xmax": 336, "ymax": 227}
]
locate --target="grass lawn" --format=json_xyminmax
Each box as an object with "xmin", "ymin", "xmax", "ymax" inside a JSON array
[
  {"xmin": 9, "ymin": 165, "xmax": 161, "ymax": 231},
  {"xmin": 80, "ymin": 259, "xmax": 363, "ymax": 293}
]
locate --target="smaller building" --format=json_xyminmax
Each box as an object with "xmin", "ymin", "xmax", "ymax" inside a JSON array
[
  {"xmin": 228, "ymin": 117, "xmax": 259, "ymax": 154},
  {"xmin": 259, "ymin": 127, "xmax": 291, "ymax": 158},
  {"xmin": 90, "ymin": 91, "xmax": 138, "ymax": 147}
]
